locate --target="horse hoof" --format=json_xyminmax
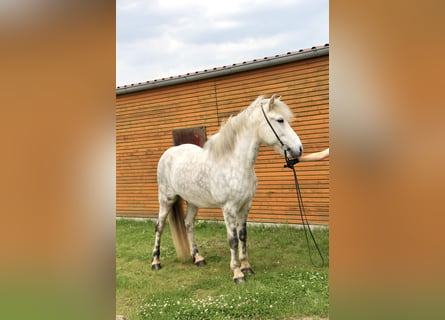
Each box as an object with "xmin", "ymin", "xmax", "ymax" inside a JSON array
[
  {"xmin": 234, "ymin": 277, "xmax": 246, "ymax": 284},
  {"xmin": 241, "ymin": 268, "xmax": 255, "ymax": 275},
  {"xmin": 151, "ymin": 263, "xmax": 162, "ymax": 271},
  {"xmin": 195, "ymin": 260, "xmax": 206, "ymax": 267}
]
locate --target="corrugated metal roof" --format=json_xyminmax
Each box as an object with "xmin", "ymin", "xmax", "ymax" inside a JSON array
[{"xmin": 116, "ymin": 43, "xmax": 329, "ymax": 95}]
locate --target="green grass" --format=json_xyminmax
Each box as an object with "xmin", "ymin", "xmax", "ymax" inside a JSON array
[{"xmin": 116, "ymin": 219, "xmax": 329, "ymax": 320}]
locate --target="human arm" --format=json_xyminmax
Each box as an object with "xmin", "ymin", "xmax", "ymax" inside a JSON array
[{"xmin": 298, "ymin": 148, "xmax": 329, "ymax": 162}]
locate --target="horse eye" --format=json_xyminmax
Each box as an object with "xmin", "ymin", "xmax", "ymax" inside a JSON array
[{"xmin": 276, "ymin": 119, "xmax": 284, "ymax": 124}]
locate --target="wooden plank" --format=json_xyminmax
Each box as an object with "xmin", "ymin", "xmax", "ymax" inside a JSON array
[{"xmin": 116, "ymin": 54, "xmax": 329, "ymax": 224}]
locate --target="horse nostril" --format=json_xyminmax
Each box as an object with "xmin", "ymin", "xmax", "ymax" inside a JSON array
[{"xmin": 299, "ymin": 146, "xmax": 303, "ymax": 156}]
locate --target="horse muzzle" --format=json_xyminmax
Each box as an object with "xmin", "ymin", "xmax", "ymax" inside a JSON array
[{"xmin": 284, "ymin": 145, "xmax": 303, "ymax": 159}]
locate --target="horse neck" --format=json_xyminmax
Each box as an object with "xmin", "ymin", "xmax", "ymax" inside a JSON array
[
  {"xmin": 232, "ymin": 126, "xmax": 261, "ymax": 169},
  {"xmin": 205, "ymin": 107, "xmax": 262, "ymax": 169}
]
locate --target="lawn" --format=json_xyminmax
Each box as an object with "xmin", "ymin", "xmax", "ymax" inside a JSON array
[{"xmin": 116, "ymin": 218, "xmax": 329, "ymax": 320}]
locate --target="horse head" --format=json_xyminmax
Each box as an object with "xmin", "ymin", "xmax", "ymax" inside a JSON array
[{"xmin": 258, "ymin": 95, "xmax": 303, "ymax": 159}]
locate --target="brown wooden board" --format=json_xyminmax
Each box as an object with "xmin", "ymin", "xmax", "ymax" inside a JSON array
[{"xmin": 116, "ymin": 54, "xmax": 329, "ymax": 225}]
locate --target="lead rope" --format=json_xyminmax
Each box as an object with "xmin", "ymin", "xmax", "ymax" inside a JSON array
[
  {"xmin": 284, "ymin": 156, "xmax": 325, "ymax": 268},
  {"xmin": 261, "ymin": 103, "xmax": 325, "ymax": 267}
]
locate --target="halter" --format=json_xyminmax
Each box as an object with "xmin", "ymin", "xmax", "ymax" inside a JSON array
[{"xmin": 260, "ymin": 102, "xmax": 325, "ymax": 267}]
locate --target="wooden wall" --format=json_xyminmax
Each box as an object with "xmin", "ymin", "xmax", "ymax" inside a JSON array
[{"xmin": 116, "ymin": 54, "xmax": 329, "ymax": 225}]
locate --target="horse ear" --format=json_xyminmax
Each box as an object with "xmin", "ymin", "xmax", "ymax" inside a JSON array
[{"xmin": 269, "ymin": 94, "xmax": 276, "ymax": 110}]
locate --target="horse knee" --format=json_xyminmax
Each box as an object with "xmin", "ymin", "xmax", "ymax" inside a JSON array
[
  {"xmin": 228, "ymin": 229, "xmax": 239, "ymax": 249},
  {"xmin": 238, "ymin": 227, "xmax": 247, "ymax": 242},
  {"xmin": 229, "ymin": 236, "xmax": 238, "ymax": 249},
  {"xmin": 185, "ymin": 221, "xmax": 194, "ymax": 233},
  {"xmin": 155, "ymin": 221, "xmax": 161, "ymax": 233},
  {"xmin": 229, "ymin": 236, "xmax": 239, "ymax": 250}
]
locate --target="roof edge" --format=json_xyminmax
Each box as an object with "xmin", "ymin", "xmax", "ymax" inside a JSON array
[{"xmin": 116, "ymin": 44, "xmax": 329, "ymax": 95}]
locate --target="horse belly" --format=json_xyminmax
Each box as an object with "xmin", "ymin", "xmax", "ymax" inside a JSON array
[
  {"xmin": 179, "ymin": 174, "xmax": 256, "ymax": 209},
  {"xmin": 175, "ymin": 173, "xmax": 219, "ymax": 208}
]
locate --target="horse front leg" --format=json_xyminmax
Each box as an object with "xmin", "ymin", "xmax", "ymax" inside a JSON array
[
  {"xmin": 223, "ymin": 206, "xmax": 245, "ymax": 283},
  {"xmin": 237, "ymin": 203, "xmax": 255, "ymax": 275},
  {"xmin": 238, "ymin": 221, "xmax": 255, "ymax": 275},
  {"xmin": 184, "ymin": 203, "xmax": 206, "ymax": 266}
]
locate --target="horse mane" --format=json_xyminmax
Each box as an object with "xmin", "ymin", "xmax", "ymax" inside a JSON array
[{"xmin": 204, "ymin": 95, "xmax": 293, "ymax": 158}]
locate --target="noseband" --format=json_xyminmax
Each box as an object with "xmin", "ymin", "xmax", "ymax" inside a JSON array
[{"xmin": 260, "ymin": 103, "xmax": 299, "ymax": 169}]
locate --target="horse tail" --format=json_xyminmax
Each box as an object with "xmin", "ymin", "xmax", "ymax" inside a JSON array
[{"xmin": 168, "ymin": 197, "xmax": 190, "ymax": 262}]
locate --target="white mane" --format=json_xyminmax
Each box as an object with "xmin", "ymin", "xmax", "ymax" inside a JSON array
[{"xmin": 203, "ymin": 95, "xmax": 293, "ymax": 158}]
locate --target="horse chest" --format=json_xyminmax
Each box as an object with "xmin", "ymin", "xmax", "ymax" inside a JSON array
[{"xmin": 211, "ymin": 168, "xmax": 257, "ymax": 202}]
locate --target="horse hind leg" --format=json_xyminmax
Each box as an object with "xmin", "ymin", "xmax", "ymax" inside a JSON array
[
  {"xmin": 184, "ymin": 203, "xmax": 206, "ymax": 267},
  {"xmin": 151, "ymin": 197, "xmax": 173, "ymax": 270}
]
